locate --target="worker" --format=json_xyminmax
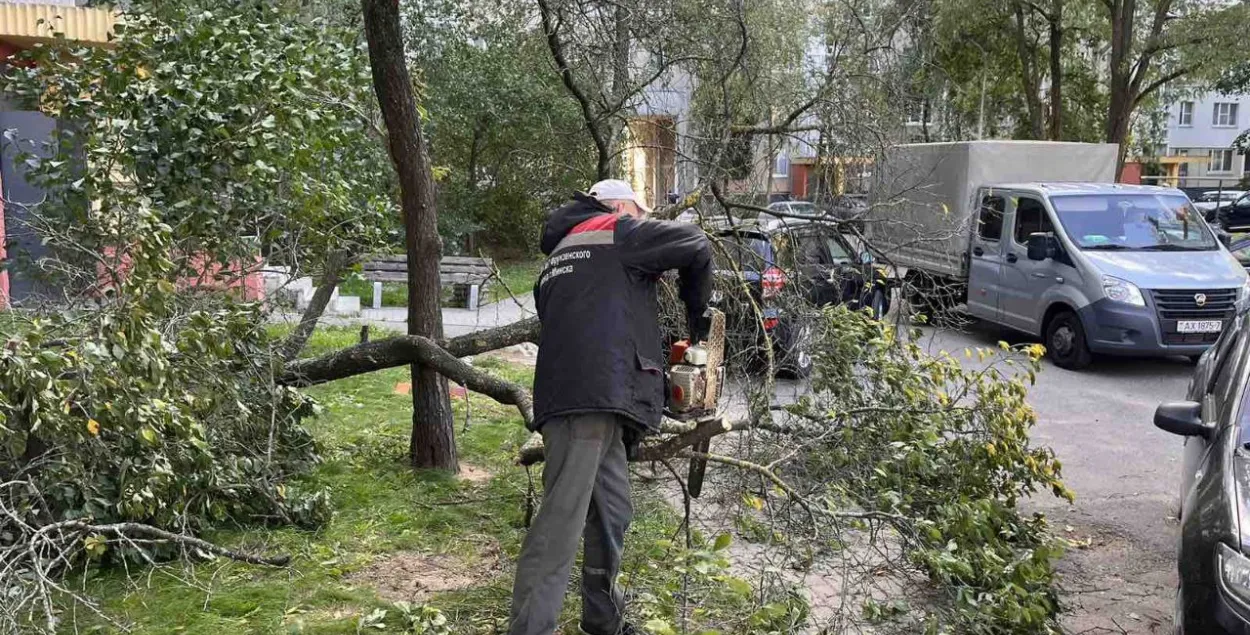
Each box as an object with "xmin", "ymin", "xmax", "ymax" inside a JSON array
[{"xmin": 509, "ymin": 179, "xmax": 712, "ymax": 635}]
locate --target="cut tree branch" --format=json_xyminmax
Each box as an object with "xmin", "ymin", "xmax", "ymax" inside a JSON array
[
  {"xmin": 281, "ymin": 328, "xmax": 535, "ymax": 425},
  {"xmin": 279, "ymin": 316, "xmax": 540, "ymax": 387}
]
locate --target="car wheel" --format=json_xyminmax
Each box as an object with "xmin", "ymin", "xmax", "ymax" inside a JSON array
[
  {"xmin": 775, "ymin": 319, "xmax": 813, "ymax": 379},
  {"xmin": 1046, "ymin": 311, "xmax": 1093, "ymax": 370},
  {"xmin": 866, "ymin": 288, "xmax": 888, "ymax": 320}
]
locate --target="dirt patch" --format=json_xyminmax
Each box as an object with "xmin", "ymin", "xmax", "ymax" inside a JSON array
[
  {"xmin": 347, "ymin": 550, "xmax": 494, "ymax": 603},
  {"xmin": 459, "ymin": 462, "xmax": 493, "ymax": 483},
  {"xmin": 1056, "ymin": 520, "xmax": 1175, "ymax": 634}
]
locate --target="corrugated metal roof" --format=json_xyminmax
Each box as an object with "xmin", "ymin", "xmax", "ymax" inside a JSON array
[{"xmin": 0, "ymin": 3, "xmax": 115, "ymax": 46}]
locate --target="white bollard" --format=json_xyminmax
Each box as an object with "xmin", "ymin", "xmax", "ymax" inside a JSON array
[{"xmin": 373, "ymin": 281, "xmax": 383, "ymax": 309}]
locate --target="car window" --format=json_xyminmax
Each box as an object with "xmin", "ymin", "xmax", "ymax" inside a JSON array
[
  {"xmin": 796, "ymin": 233, "xmax": 828, "ymax": 265},
  {"xmin": 978, "ymin": 195, "xmax": 1005, "ymax": 241},
  {"xmin": 1051, "ymin": 193, "xmax": 1216, "ymax": 251},
  {"xmin": 772, "ymin": 231, "xmax": 795, "ymax": 269},
  {"xmin": 1013, "ymin": 196, "xmax": 1053, "ymax": 245},
  {"xmin": 1209, "ymin": 315, "xmax": 1245, "ymax": 399},
  {"xmin": 712, "ymin": 234, "xmax": 770, "ymax": 272},
  {"xmin": 825, "ymin": 236, "xmax": 853, "ymax": 261}
]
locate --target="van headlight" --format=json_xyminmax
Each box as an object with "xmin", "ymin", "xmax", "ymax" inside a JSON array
[
  {"xmin": 1218, "ymin": 543, "xmax": 1250, "ymax": 608},
  {"xmin": 1238, "ymin": 278, "xmax": 1250, "ymax": 311},
  {"xmin": 1102, "ymin": 275, "xmax": 1145, "ymax": 307}
]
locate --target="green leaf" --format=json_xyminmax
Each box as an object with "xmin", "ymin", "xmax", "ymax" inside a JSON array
[{"xmin": 643, "ymin": 619, "xmax": 677, "ymax": 635}]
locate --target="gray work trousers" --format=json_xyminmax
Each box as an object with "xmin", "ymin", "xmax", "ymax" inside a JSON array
[{"xmin": 509, "ymin": 413, "xmax": 634, "ymax": 635}]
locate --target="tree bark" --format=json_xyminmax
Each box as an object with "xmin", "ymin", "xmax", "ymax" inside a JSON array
[
  {"xmin": 362, "ymin": 0, "xmax": 457, "ymax": 471},
  {"xmin": 537, "ymin": 0, "xmax": 613, "ymax": 181},
  {"xmin": 1013, "ymin": 2, "xmax": 1045, "ymax": 140},
  {"xmin": 279, "ymin": 316, "xmax": 541, "ymax": 387},
  {"xmin": 279, "ymin": 251, "xmax": 349, "ymax": 361},
  {"xmin": 1047, "ymin": 0, "xmax": 1063, "ymax": 140}
]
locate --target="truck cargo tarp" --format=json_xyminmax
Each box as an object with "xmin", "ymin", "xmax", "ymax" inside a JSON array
[{"xmin": 868, "ymin": 141, "xmax": 1118, "ymax": 278}]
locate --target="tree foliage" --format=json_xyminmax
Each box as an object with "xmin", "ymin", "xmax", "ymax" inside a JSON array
[
  {"xmin": 404, "ymin": 0, "xmax": 595, "ymax": 254},
  {"xmin": 3, "ymin": 3, "xmax": 393, "ymax": 287}
]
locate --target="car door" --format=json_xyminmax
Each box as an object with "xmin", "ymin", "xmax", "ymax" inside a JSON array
[
  {"xmin": 999, "ymin": 194, "xmax": 1063, "ymax": 335},
  {"xmin": 1181, "ymin": 317, "xmax": 1245, "ymax": 508},
  {"xmin": 792, "ymin": 228, "xmax": 838, "ymax": 306},
  {"xmin": 1223, "ymin": 194, "xmax": 1250, "ymax": 230},
  {"xmin": 967, "ymin": 191, "xmax": 1007, "ymax": 321}
]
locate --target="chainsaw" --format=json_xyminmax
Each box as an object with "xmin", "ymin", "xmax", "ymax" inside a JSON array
[{"xmin": 663, "ymin": 308, "xmax": 725, "ymax": 498}]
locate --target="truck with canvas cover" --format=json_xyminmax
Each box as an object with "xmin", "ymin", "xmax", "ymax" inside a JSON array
[{"xmin": 868, "ymin": 141, "xmax": 1249, "ymax": 369}]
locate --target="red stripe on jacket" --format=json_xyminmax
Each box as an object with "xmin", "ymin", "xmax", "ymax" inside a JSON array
[{"xmin": 569, "ymin": 214, "xmax": 619, "ymax": 234}]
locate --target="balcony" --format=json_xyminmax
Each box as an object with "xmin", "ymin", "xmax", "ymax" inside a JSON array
[{"xmin": 0, "ymin": 1, "xmax": 115, "ymax": 51}]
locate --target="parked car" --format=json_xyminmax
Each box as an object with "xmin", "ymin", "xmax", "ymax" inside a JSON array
[
  {"xmin": 1193, "ymin": 190, "xmax": 1246, "ymax": 222},
  {"xmin": 766, "ymin": 200, "xmax": 824, "ymax": 218},
  {"xmin": 868, "ymin": 141, "xmax": 1250, "ymax": 370},
  {"xmin": 1217, "ymin": 193, "xmax": 1250, "ymax": 231},
  {"xmin": 704, "ymin": 215, "xmax": 893, "ymax": 376},
  {"xmin": 765, "ymin": 198, "xmax": 868, "ymax": 230},
  {"xmin": 1154, "ymin": 311, "xmax": 1250, "ymax": 633},
  {"xmin": 1228, "ymin": 235, "xmax": 1250, "ymax": 272}
]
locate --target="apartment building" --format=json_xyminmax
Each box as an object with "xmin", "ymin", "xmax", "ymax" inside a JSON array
[{"xmin": 1162, "ymin": 91, "xmax": 1250, "ymax": 186}]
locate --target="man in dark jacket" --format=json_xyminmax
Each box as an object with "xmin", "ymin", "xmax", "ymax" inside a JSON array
[{"xmin": 509, "ymin": 180, "xmax": 712, "ymax": 635}]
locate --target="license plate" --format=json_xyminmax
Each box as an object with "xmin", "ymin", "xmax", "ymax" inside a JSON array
[{"xmin": 1177, "ymin": 320, "xmax": 1223, "ymax": 333}]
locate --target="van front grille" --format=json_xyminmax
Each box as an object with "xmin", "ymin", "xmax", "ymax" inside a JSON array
[{"xmin": 1150, "ymin": 288, "xmax": 1237, "ymax": 345}]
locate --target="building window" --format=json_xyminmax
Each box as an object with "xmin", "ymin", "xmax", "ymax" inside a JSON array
[
  {"xmin": 905, "ymin": 100, "xmax": 929, "ymax": 125},
  {"xmin": 1178, "ymin": 101, "xmax": 1194, "ymax": 126},
  {"xmin": 772, "ymin": 153, "xmax": 790, "ymax": 177},
  {"xmin": 1244, "ymin": 152, "xmax": 1250, "ymax": 175},
  {"xmin": 1209, "ymin": 149, "xmax": 1235, "ymax": 174},
  {"xmin": 1213, "ymin": 103, "xmax": 1239, "ymax": 127}
]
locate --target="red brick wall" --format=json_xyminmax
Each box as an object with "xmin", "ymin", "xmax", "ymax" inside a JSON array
[
  {"xmin": 791, "ymin": 164, "xmax": 810, "ymax": 199},
  {"xmin": 1119, "ymin": 162, "xmax": 1143, "ymax": 184}
]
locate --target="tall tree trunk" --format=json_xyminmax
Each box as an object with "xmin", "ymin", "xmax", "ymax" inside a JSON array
[
  {"xmin": 1013, "ymin": 2, "xmax": 1045, "ymax": 139},
  {"xmin": 1104, "ymin": 0, "xmax": 1139, "ymax": 176},
  {"xmin": 537, "ymin": 0, "xmax": 613, "ymax": 181},
  {"xmin": 280, "ymin": 250, "xmax": 349, "ymax": 361},
  {"xmin": 603, "ymin": 1, "xmax": 632, "ymax": 180},
  {"xmin": 362, "ymin": 0, "xmax": 457, "ymax": 471},
  {"xmin": 464, "ymin": 120, "xmax": 484, "ymax": 254},
  {"xmin": 1047, "ymin": 0, "xmax": 1063, "ymax": 140}
]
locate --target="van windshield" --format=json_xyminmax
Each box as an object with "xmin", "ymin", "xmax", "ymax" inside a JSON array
[{"xmin": 1050, "ymin": 193, "xmax": 1217, "ymax": 251}]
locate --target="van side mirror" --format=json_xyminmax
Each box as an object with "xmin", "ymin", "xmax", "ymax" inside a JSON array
[
  {"xmin": 1153, "ymin": 401, "xmax": 1211, "ymax": 439},
  {"xmin": 1026, "ymin": 233, "xmax": 1057, "ymax": 261}
]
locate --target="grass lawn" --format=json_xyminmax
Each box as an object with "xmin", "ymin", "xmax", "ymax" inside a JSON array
[
  {"xmin": 338, "ymin": 258, "xmax": 543, "ymax": 308},
  {"xmin": 62, "ymin": 327, "xmax": 689, "ymax": 635}
]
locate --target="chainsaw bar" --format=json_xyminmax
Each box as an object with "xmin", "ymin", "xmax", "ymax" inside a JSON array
[{"xmin": 687, "ymin": 309, "xmax": 724, "ymax": 498}]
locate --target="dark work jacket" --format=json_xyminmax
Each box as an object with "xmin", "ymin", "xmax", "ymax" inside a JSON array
[{"xmin": 531, "ymin": 193, "xmax": 712, "ymax": 433}]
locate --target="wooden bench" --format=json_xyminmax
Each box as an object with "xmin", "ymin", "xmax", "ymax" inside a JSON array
[{"xmin": 361, "ymin": 255, "xmax": 494, "ymax": 310}]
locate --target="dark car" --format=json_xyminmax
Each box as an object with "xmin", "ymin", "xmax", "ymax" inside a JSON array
[
  {"xmin": 703, "ymin": 215, "xmax": 892, "ymax": 376},
  {"xmin": 1155, "ymin": 308, "xmax": 1250, "ymax": 633},
  {"xmin": 1217, "ymin": 194, "xmax": 1250, "ymax": 231},
  {"xmin": 1228, "ymin": 236, "xmax": 1250, "ymax": 273}
]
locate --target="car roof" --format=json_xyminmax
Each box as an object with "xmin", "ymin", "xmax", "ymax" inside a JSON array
[
  {"xmin": 987, "ymin": 182, "xmax": 1187, "ymax": 197},
  {"xmin": 706, "ymin": 213, "xmax": 829, "ymax": 235}
]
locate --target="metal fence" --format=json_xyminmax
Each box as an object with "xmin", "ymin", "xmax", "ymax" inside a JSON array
[{"xmin": 1139, "ymin": 175, "xmax": 1248, "ymax": 201}]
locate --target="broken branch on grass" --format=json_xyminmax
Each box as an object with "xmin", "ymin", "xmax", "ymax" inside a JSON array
[{"xmin": 278, "ymin": 316, "xmax": 540, "ymax": 387}]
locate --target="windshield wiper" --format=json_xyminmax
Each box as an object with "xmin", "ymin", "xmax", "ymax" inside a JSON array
[
  {"xmin": 1083, "ymin": 244, "xmax": 1134, "ymax": 250},
  {"xmin": 1139, "ymin": 244, "xmax": 1210, "ymax": 251}
]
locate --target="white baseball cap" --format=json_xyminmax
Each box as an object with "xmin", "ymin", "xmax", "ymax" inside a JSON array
[{"xmin": 588, "ymin": 179, "xmax": 652, "ymax": 215}]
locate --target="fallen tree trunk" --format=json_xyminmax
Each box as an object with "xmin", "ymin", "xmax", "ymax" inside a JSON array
[{"xmin": 279, "ymin": 316, "xmax": 540, "ymax": 387}]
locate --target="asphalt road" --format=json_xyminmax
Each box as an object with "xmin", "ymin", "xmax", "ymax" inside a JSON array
[{"xmin": 922, "ymin": 320, "xmax": 1191, "ymax": 633}]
